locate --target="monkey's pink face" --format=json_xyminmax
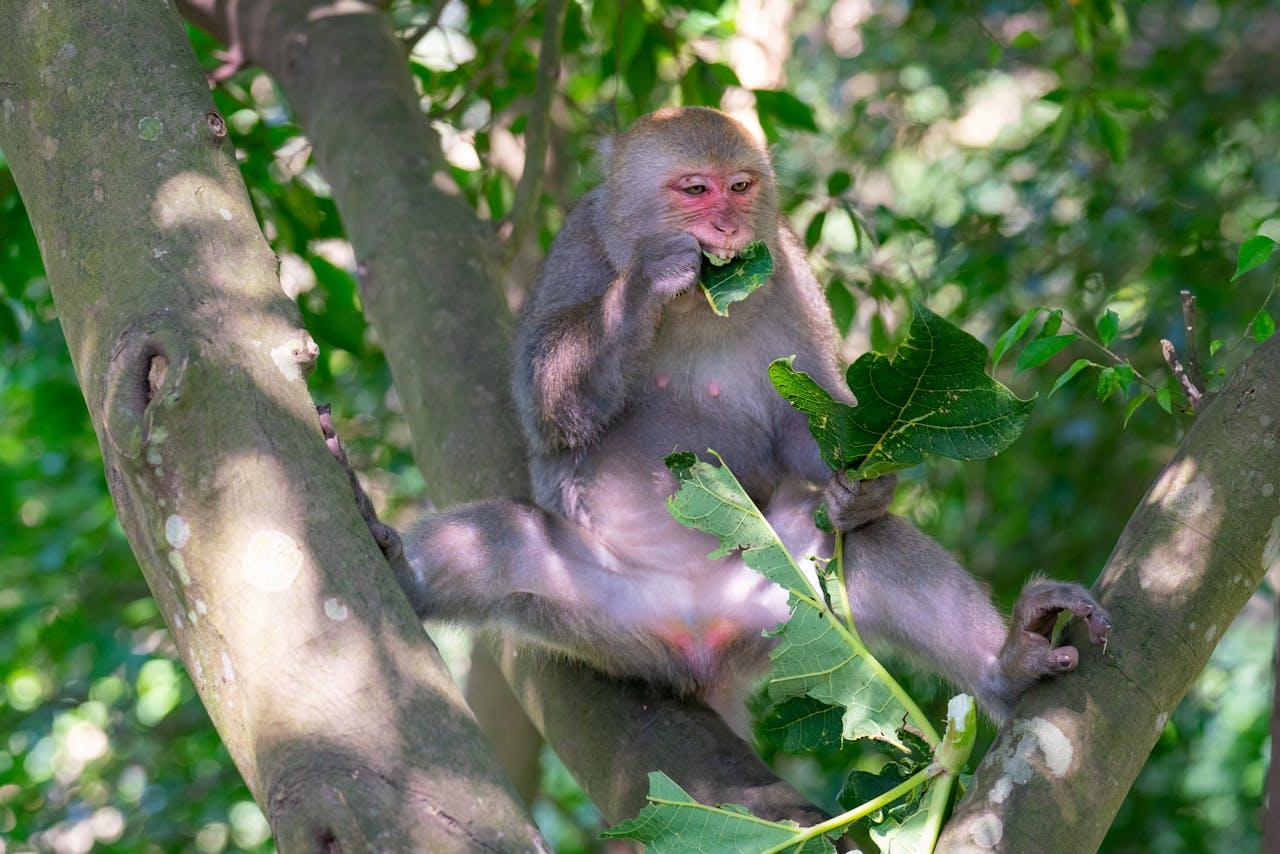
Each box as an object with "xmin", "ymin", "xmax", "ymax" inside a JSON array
[{"xmin": 665, "ymin": 170, "xmax": 760, "ymax": 261}]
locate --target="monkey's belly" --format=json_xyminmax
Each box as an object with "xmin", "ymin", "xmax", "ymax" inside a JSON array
[{"xmin": 568, "ymin": 438, "xmax": 825, "ymax": 690}]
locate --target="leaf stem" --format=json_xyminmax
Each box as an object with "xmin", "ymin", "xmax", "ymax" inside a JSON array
[
  {"xmin": 760, "ymin": 767, "xmax": 934, "ymax": 854},
  {"xmin": 822, "ymin": 535, "xmax": 940, "ymax": 746},
  {"xmin": 919, "ymin": 770, "xmax": 957, "ymax": 849}
]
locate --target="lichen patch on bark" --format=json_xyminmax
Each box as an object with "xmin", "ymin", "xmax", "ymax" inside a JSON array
[{"xmin": 242, "ymin": 529, "xmax": 304, "ymax": 592}]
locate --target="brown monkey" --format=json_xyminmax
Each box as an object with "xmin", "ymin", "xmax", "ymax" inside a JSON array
[{"xmin": 346, "ymin": 107, "xmax": 1110, "ymax": 727}]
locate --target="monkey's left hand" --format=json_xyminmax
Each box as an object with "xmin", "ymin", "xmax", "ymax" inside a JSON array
[{"xmin": 823, "ymin": 471, "xmax": 897, "ymax": 531}]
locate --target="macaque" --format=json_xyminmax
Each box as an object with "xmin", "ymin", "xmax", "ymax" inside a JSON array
[{"xmin": 336, "ymin": 106, "xmax": 1110, "ymax": 728}]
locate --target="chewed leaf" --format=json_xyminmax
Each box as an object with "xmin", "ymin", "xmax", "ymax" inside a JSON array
[
  {"xmin": 602, "ymin": 772, "xmax": 835, "ymax": 853},
  {"xmin": 770, "ymin": 302, "xmax": 1035, "ymax": 478},
  {"xmin": 699, "ymin": 240, "xmax": 773, "ymax": 316}
]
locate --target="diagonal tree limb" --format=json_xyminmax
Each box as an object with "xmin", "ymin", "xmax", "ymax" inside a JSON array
[
  {"xmin": 938, "ymin": 334, "xmax": 1280, "ymax": 852},
  {"xmin": 0, "ymin": 1, "xmax": 545, "ymax": 849},
  {"xmin": 500, "ymin": 0, "xmax": 569, "ymax": 263},
  {"xmin": 176, "ymin": 0, "xmax": 822, "ymax": 824}
]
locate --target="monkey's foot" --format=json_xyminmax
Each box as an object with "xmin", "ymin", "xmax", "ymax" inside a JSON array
[
  {"xmin": 823, "ymin": 470, "xmax": 898, "ymax": 531},
  {"xmin": 316, "ymin": 404, "xmax": 409, "ymax": 570},
  {"xmin": 1000, "ymin": 580, "xmax": 1112, "ymax": 679}
]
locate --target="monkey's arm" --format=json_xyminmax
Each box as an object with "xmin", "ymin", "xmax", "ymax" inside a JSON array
[{"xmin": 515, "ymin": 227, "xmax": 703, "ymax": 452}]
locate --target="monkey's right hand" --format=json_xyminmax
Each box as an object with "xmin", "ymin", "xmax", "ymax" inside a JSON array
[
  {"xmin": 823, "ymin": 471, "xmax": 897, "ymax": 531},
  {"xmin": 636, "ymin": 232, "xmax": 703, "ymax": 301}
]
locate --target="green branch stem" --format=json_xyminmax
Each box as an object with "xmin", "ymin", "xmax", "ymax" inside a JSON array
[{"xmin": 760, "ymin": 767, "xmax": 934, "ymax": 854}]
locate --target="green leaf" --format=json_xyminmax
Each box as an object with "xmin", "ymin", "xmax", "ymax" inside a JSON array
[
  {"xmin": 1209, "ymin": 338, "xmax": 1225, "ymax": 356},
  {"xmin": 826, "ymin": 280, "xmax": 854, "ymax": 336},
  {"xmin": 766, "ymin": 599, "xmax": 909, "ymax": 748},
  {"xmin": 1096, "ymin": 110, "xmax": 1129, "ymax": 162},
  {"xmin": 1049, "ymin": 358, "xmax": 1097, "ymax": 397},
  {"xmin": 602, "ymin": 772, "xmax": 834, "ymax": 853},
  {"xmin": 1014, "ymin": 334, "xmax": 1076, "ymax": 374},
  {"xmin": 752, "ymin": 89, "xmax": 819, "ymax": 132},
  {"xmin": 1010, "ymin": 30, "xmax": 1041, "ymax": 49},
  {"xmin": 665, "ymin": 454, "xmax": 914, "ymax": 748},
  {"xmin": 805, "ymin": 210, "xmax": 827, "ymax": 250},
  {"xmin": 761, "ymin": 697, "xmax": 846, "ymax": 754},
  {"xmin": 1097, "ymin": 88, "xmax": 1152, "ymax": 111},
  {"xmin": 699, "ymin": 240, "xmax": 773, "ymax": 317},
  {"xmin": 664, "ymin": 452, "xmax": 818, "ymax": 599},
  {"xmin": 827, "ymin": 170, "xmax": 852, "ymax": 196},
  {"xmin": 1096, "ymin": 309, "xmax": 1120, "ymax": 346},
  {"xmin": 770, "ymin": 303, "xmax": 1035, "ymax": 477},
  {"xmin": 1232, "ymin": 236, "xmax": 1277, "ymax": 282},
  {"xmin": 991, "ymin": 307, "xmax": 1045, "ymax": 367},
  {"xmin": 1156, "ymin": 384, "xmax": 1173, "ymax": 413},
  {"xmin": 1251, "ymin": 309, "xmax": 1276, "ymax": 342},
  {"xmin": 1123, "ymin": 392, "xmax": 1150, "ymax": 427},
  {"xmin": 1096, "ymin": 366, "xmax": 1123, "ymax": 401},
  {"xmin": 1038, "ymin": 309, "xmax": 1064, "ymax": 338}
]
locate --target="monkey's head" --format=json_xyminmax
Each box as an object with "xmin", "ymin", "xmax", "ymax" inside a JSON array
[{"xmin": 601, "ymin": 106, "xmax": 779, "ymax": 266}]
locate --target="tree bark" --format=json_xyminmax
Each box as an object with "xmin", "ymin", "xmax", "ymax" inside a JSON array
[
  {"xmin": 938, "ymin": 335, "xmax": 1280, "ymax": 852},
  {"xmin": 1264, "ymin": 615, "xmax": 1280, "ymax": 849},
  {"xmin": 176, "ymin": 0, "xmax": 822, "ymax": 825},
  {"xmin": 0, "ymin": 2, "xmax": 545, "ymax": 851}
]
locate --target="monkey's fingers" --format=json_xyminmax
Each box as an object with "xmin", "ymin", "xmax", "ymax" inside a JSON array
[
  {"xmin": 316, "ymin": 404, "xmax": 410, "ymax": 573},
  {"xmin": 1015, "ymin": 580, "xmax": 1113, "ymax": 646}
]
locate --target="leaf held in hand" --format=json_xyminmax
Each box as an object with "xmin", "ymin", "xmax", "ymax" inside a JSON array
[
  {"xmin": 699, "ymin": 240, "xmax": 773, "ymax": 316},
  {"xmin": 770, "ymin": 302, "xmax": 1035, "ymax": 478}
]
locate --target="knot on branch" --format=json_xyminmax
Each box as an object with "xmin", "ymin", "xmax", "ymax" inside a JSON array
[{"xmin": 104, "ymin": 321, "xmax": 190, "ymax": 460}]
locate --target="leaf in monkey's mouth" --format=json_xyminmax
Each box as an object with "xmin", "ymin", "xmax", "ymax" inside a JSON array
[{"xmin": 698, "ymin": 241, "xmax": 773, "ymax": 317}]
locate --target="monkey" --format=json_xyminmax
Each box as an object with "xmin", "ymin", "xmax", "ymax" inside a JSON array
[{"xmin": 333, "ymin": 106, "xmax": 1111, "ymax": 730}]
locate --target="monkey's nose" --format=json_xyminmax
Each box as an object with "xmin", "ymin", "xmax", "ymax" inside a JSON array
[{"xmin": 712, "ymin": 220, "xmax": 737, "ymax": 235}]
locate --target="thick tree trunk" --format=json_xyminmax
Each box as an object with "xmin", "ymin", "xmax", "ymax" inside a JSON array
[
  {"xmin": 0, "ymin": 2, "xmax": 545, "ymax": 851},
  {"xmin": 176, "ymin": 0, "xmax": 821, "ymax": 824},
  {"xmin": 938, "ymin": 335, "xmax": 1280, "ymax": 852}
]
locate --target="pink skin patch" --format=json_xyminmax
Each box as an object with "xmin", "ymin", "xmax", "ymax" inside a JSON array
[
  {"xmin": 707, "ymin": 380, "xmax": 721, "ymax": 397},
  {"xmin": 666, "ymin": 171, "xmax": 758, "ymax": 255},
  {"xmin": 655, "ymin": 373, "xmax": 671, "ymax": 389},
  {"xmin": 655, "ymin": 617, "xmax": 742, "ymax": 677}
]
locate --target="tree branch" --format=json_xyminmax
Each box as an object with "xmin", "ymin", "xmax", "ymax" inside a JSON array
[
  {"xmin": 177, "ymin": 0, "xmax": 820, "ymax": 824},
  {"xmin": 0, "ymin": 1, "xmax": 544, "ymax": 849},
  {"xmin": 1181, "ymin": 289, "xmax": 1207, "ymax": 392},
  {"xmin": 938, "ymin": 334, "xmax": 1280, "ymax": 851},
  {"xmin": 500, "ymin": 0, "xmax": 568, "ymax": 262}
]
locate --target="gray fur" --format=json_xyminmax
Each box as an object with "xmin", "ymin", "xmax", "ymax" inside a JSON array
[{"xmin": 397, "ymin": 108, "xmax": 1109, "ymax": 724}]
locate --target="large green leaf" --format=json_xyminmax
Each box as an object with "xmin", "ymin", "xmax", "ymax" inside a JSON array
[
  {"xmin": 769, "ymin": 302, "xmax": 1035, "ymax": 478},
  {"xmin": 665, "ymin": 451, "xmax": 817, "ymax": 599},
  {"xmin": 699, "ymin": 240, "xmax": 773, "ymax": 317},
  {"xmin": 665, "ymin": 453, "xmax": 912, "ymax": 748},
  {"xmin": 601, "ymin": 772, "xmax": 835, "ymax": 853}
]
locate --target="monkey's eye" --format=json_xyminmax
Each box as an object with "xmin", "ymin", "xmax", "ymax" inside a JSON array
[
  {"xmin": 682, "ymin": 184, "xmax": 707, "ymax": 196},
  {"xmin": 730, "ymin": 180, "xmax": 752, "ymax": 193}
]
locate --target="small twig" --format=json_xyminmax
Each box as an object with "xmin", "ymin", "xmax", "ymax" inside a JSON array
[
  {"xmin": 1161, "ymin": 339, "xmax": 1203, "ymax": 410},
  {"xmin": 1060, "ymin": 316, "xmax": 1160, "ymax": 392},
  {"xmin": 500, "ymin": 0, "xmax": 568, "ymax": 258},
  {"xmin": 401, "ymin": 0, "xmax": 448, "ymax": 52},
  {"xmin": 1179, "ymin": 289, "xmax": 1206, "ymax": 391}
]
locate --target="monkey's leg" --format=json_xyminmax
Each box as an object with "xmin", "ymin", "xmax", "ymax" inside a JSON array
[
  {"xmin": 398, "ymin": 501, "xmax": 701, "ymax": 689},
  {"xmin": 840, "ymin": 515, "xmax": 1111, "ymax": 722}
]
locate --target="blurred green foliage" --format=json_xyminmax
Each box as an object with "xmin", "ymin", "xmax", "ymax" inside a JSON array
[{"xmin": 2, "ymin": 0, "xmax": 1277, "ymax": 850}]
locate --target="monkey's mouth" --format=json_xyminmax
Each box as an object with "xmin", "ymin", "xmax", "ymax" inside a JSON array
[{"xmin": 701, "ymin": 246, "xmax": 738, "ymax": 266}]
